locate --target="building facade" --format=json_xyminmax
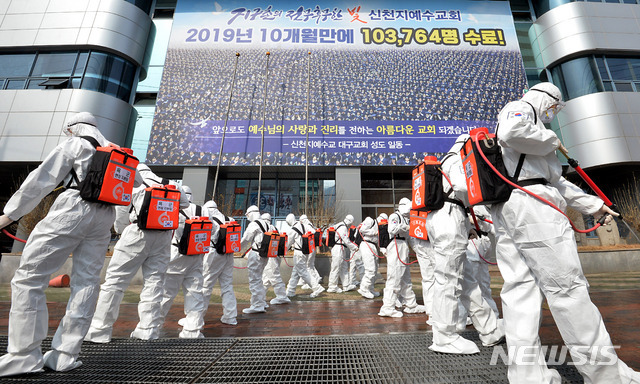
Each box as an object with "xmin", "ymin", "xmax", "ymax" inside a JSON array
[{"xmin": 1, "ymin": 0, "xmax": 639, "ymax": 229}]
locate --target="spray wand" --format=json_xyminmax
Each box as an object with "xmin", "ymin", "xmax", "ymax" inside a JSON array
[{"xmin": 557, "ymin": 146, "xmax": 640, "ymax": 243}]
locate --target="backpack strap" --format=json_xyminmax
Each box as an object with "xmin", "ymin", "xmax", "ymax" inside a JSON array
[
  {"xmin": 255, "ymin": 220, "xmax": 266, "ymax": 233},
  {"xmin": 79, "ymin": 135, "xmax": 101, "ymax": 149},
  {"xmin": 195, "ymin": 205, "xmax": 202, "ymax": 217},
  {"xmin": 211, "ymin": 217, "xmax": 223, "ymax": 225}
]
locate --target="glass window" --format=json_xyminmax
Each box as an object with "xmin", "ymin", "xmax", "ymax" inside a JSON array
[
  {"xmin": 362, "ymin": 190, "xmax": 394, "ymax": 205},
  {"xmin": 0, "ymin": 54, "xmax": 34, "ymax": 78},
  {"xmin": 603, "ymin": 81, "xmax": 614, "ymax": 91},
  {"xmin": 607, "ymin": 58, "xmax": 633, "ymax": 80},
  {"xmin": 31, "ymin": 52, "xmax": 76, "ymax": 77},
  {"xmin": 74, "ymin": 52, "xmax": 89, "ymax": 76},
  {"xmin": 5, "ymin": 79, "xmax": 25, "ymax": 89},
  {"xmin": 125, "ymin": 0, "xmax": 153, "ymax": 14},
  {"xmin": 82, "ymin": 52, "xmax": 136, "ymax": 101},
  {"xmin": 26, "ymin": 78, "xmax": 47, "ymax": 89},
  {"xmin": 595, "ymin": 57, "xmax": 608, "ymax": 80},
  {"xmin": 362, "ymin": 179, "xmax": 392, "ymax": 188},
  {"xmin": 553, "ymin": 57, "xmax": 601, "ymax": 100},
  {"xmin": 614, "ymin": 82, "xmax": 634, "ymax": 92}
]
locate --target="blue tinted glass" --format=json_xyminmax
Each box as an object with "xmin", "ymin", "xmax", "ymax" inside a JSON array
[
  {"xmin": 595, "ymin": 57, "xmax": 609, "ymax": 80},
  {"xmin": 74, "ymin": 52, "xmax": 89, "ymax": 76},
  {"xmin": 125, "ymin": 0, "xmax": 152, "ymax": 14},
  {"xmin": 0, "ymin": 54, "xmax": 34, "ymax": 77},
  {"xmin": 558, "ymin": 57, "xmax": 601, "ymax": 99},
  {"xmin": 614, "ymin": 81, "xmax": 633, "ymax": 92},
  {"xmin": 82, "ymin": 52, "xmax": 136, "ymax": 101},
  {"xmin": 6, "ymin": 79, "xmax": 26, "ymax": 89},
  {"xmin": 607, "ymin": 58, "xmax": 633, "ymax": 80},
  {"xmin": 32, "ymin": 52, "xmax": 76, "ymax": 77},
  {"xmin": 27, "ymin": 78, "xmax": 47, "ymax": 89}
]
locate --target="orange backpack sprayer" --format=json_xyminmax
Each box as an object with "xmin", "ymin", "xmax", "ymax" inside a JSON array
[
  {"xmin": 467, "ymin": 127, "xmax": 613, "ymax": 234},
  {"xmin": 179, "ymin": 217, "xmax": 213, "ymax": 255},
  {"xmin": 137, "ymin": 184, "xmax": 181, "ymax": 230},
  {"xmin": 409, "ymin": 210, "xmax": 428, "ymax": 241},
  {"xmin": 215, "ymin": 220, "xmax": 241, "ymax": 254},
  {"xmin": 74, "ymin": 136, "xmax": 139, "ymax": 206},
  {"xmin": 460, "ymin": 127, "xmax": 512, "ymax": 205},
  {"xmin": 412, "ymin": 156, "xmax": 445, "ymax": 211}
]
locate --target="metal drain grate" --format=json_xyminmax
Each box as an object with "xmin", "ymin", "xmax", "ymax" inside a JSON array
[
  {"xmin": 0, "ymin": 334, "xmax": 584, "ymax": 383},
  {"xmin": 0, "ymin": 336, "xmax": 235, "ymax": 383}
]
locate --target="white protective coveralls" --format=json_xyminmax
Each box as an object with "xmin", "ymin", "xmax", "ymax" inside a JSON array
[
  {"xmin": 0, "ymin": 113, "xmax": 122, "ymax": 375},
  {"xmin": 327, "ymin": 215, "xmax": 358, "ymax": 293},
  {"xmin": 285, "ymin": 214, "xmax": 325, "ymax": 298},
  {"xmin": 200, "ymin": 200, "xmax": 237, "ymax": 325},
  {"xmin": 407, "ymin": 236, "xmax": 436, "ymax": 316},
  {"xmin": 379, "ymin": 199, "xmax": 423, "ymax": 318},
  {"xmin": 357, "ymin": 216, "xmax": 380, "ymax": 299},
  {"xmin": 457, "ymin": 206, "xmax": 499, "ymax": 331},
  {"xmin": 158, "ymin": 187, "xmax": 207, "ymax": 338},
  {"xmin": 348, "ymin": 246, "xmax": 365, "ymax": 288},
  {"xmin": 261, "ymin": 213, "xmax": 291, "ymax": 305},
  {"xmin": 492, "ymin": 82, "xmax": 639, "ymax": 383},
  {"xmin": 299, "ymin": 215, "xmax": 322, "ymax": 288},
  {"xmin": 425, "ymin": 135, "xmax": 504, "ymax": 354},
  {"xmin": 85, "ymin": 164, "xmax": 189, "ymax": 342},
  {"xmin": 239, "ymin": 206, "xmax": 270, "ymax": 314}
]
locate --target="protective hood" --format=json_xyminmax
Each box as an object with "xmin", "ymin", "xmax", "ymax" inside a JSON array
[
  {"xmin": 398, "ymin": 198, "xmax": 411, "ymax": 216},
  {"xmin": 261, "ymin": 212, "xmax": 271, "ymax": 221},
  {"xmin": 344, "ymin": 214, "xmax": 354, "ymax": 226},
  {"xmin": 246, "ymin": 205, "xmax": 260, "ymax": 222},
  {"xmin": 203, "ymin": 200, "xmax": 218, "ymax": 215},
  {"xmin": 286, "ymin": 213, "xmax": 296, "ymax": 227},
  {"xmin": 521, "ymin": 82, "xmax": 565, "ymax": 122},
  {"xmin": 182, "ymin": 185, "xmax": 193, "ymax": 203},
  {"xmin": 64, "ymin": 112, "xmax": 109, "ymax": 147},
  {"xmin": 300, "ymin": 214, "xmax": 311, "ymax": 225},
  {"xmin": 377, "ymin": 213, "xmax": 388, "ymax": 222}
]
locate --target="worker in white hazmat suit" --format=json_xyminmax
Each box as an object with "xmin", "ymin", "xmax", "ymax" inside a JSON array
[
  {"xmin": 407, "ymin": 236, "xmax": 436, "ymax": 317},
  {"xmin": 327, "ymin": 215, "xmax": 358, "ymax": 293},
  {"xmin": 457, "ymin": 206, "xmax": 499, "ymax": 331},
  {"xmin": 357, "ymin": 216, "xmax": 380, "ymax": 299},
  {"xmin": 0, "ymin": 113, "xmax": 127, "ymax": 375},
  {"xmin": 239, "ymin": 205, "xmax": 270, "ymax": 313},
  {"xmin": 348, "ymin": 247, "xmax": 364, "ymax": 288},
  {"xmin": 261, "ymin": 212, "xmax": 291, "ymax": 305},
  {"xmin": 200, "ymin": 200, "xmax": 237, "ymax": 325},
  {"xmin": 85, "ymin": 164, "xmax": 189, "ymax": 342},
  {"xmin": 299, "ymin": 214, "xmax": 322, "ymax": 288},
  {"xmin": 158, "ymin": 186, "xmax": 207, "ymax": 338},
  {"xmin": 378, "ymin": 198, "xmax": 424, "ymax": 317},
  {"xmin": 492, "ymin": 82, "xmax": 639, "ymax": 383},
  {"xmin": 285, "ymin": 214, "xmax": 325, "ymax": 298},
  {"xmin": 425, "ymin": 135, "xmax": 504, "ymax": 354}
]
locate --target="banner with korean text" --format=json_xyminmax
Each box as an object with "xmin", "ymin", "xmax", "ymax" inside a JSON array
[{"xmin": 147, "ymin": 0, "xmax": 526, "ymax": 166}]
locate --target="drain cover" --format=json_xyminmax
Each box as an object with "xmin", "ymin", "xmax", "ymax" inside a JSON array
[{"xmin": 0, "ymin": 333, "xmax": 583, "ymax": 383}]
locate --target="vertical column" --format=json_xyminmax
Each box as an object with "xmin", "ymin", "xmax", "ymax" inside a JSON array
[
  {"xmin": 182, "ymin": 167, "xmax": 212, "ymax": 205},
  {"xmin": 335, "ymin": 167, "xmax": 362, "ymax": 224}
]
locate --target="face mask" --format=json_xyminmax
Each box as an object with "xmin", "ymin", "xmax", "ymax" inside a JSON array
[{"xmin": 541, "ymin": 109, "xmax": 555, "ymax": 124}]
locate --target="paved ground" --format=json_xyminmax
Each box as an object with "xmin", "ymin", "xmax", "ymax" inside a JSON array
[{"xmin": 0, "ymin": 270, "xmax": 639, "ymax": 382}]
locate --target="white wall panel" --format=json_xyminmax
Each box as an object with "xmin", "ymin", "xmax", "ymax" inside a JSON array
[{"xmin": 0, "ymin": 136, "xmax": 46, "ymax": 161}]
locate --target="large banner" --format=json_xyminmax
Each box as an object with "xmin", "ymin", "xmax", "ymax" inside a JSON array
[{"xmin": 147, "ymin": 0, "xmax": 526, "ymax": 166}]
